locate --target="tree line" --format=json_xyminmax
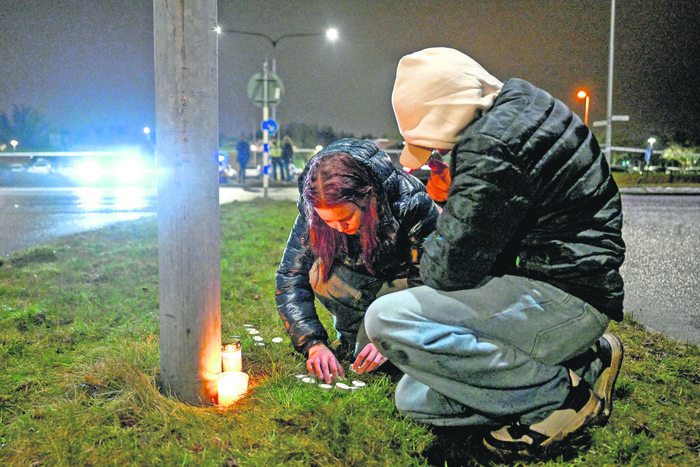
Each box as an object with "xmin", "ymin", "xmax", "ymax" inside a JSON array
[
  {"xmin": 2, "ymin": 104, "xmax": 374, "ymax": 153},
  {"xmin": 0, "ymin": 105, "xmax": 51, "ymax": 151}
]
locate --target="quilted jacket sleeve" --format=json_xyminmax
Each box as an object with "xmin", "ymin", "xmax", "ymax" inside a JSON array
[
  {"xmin": 419, "ymin": 134, "xmax": 531, "ymax": 290},
  {"xmin": 275, "ymin": 212, "xmax": 329, "ymax": 357},
  {"xmin": 393, "ymin": 174, "xmax": 440, "ymax": 287}
]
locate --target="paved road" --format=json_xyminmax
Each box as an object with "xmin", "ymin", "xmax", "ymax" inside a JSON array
[
  {"xmin": 0, "ymin": 186, "xmax": 299, "ymax": 257},
  {"xmin": 2, "ymin": 185, "xmax": 699, "ymax": 345},
  {"xmin": 219, "ymin": 185, "xmax": 299, "ymax": 203},
  {"xmin": 0, "ymin": 186, "xmax": 157, "ymax": 257},
  {"xmin": 620, "ymin": 194, "xmax": 700, "ymax": 344}
]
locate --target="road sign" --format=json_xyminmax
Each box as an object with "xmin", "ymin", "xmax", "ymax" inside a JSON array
[
  {"xmin": 592, "ymin": 115, "xmax": 630, "ymax": 127},
  {"xmin": 247, "ymin": 72, "xmax": 284, "ymax": 108},
  {"xmin": 262, "ymin": 119, "xmax": 278, "ymax": 135}
]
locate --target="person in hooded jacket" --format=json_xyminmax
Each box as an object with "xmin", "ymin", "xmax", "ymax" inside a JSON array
[
  {"xmin": 275, "ymin": 138, "xmax": 439, "ymax": 384},
  {"xmin": 364, "ymin": 48, "xmax": 626, "ymax": 457},
  {"xmin": 281, "ymin": 135, "xmax": 294, "ymax": 181},
  {"xmin": 236, "ymin": 138, "xmax": 250, "ymax": 183}
]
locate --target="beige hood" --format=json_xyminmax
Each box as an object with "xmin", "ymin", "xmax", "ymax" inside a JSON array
[{"xmin": 392, "ymin": 47, "xmax": 503, "ymax": 169}]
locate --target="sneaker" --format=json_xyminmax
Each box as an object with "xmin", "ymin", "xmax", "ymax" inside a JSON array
[
  {"xmin": 483, "ymin": 371, "xmax": 602, "ymax": 457},
  {"xmin": 592, "ymin": 332, "xmax": 624, "ymax": 425}
]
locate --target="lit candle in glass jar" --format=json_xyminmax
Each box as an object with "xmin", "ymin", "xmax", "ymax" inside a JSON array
[
  {"xmin": 217, "ymin": 371, "xmax": 249, "ymax": 407},
  {"xmin": 221, "ymin": 337, "xmax": 242, "ymax": 372}
]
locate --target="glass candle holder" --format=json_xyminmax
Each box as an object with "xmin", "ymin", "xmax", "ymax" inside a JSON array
[
  {"xmin": 217, "ymin": 371, "xmax": 249, "ymax": 407},
  {"xmin": 221, "ymin": 337, "xmax": 242, "ymax": 372}
]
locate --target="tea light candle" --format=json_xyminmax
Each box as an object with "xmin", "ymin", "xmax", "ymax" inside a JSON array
[
  {"xmin": 217, "ymin": 371, "xmax": 249, "ymax": 407},
  {"xmin": 221, "ymin": 338, "xmax": 242, "ymax": 372}
]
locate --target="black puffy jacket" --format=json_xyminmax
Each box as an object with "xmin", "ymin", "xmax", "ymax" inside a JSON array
[
  {"xmin": 275, "ymin": 139, "xmax": 439, "ymax": 356},
  {"xmin": 421, "ymin": 79, "xmax": 626, "ymax": 320}
]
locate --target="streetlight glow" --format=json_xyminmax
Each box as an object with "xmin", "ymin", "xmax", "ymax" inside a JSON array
[{"xmin": 326, "ymin": 28, "xmax": 339, "ymax": 42}]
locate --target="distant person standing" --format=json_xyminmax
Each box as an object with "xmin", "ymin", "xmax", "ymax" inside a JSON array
[
  {"xmin": 281, "ymin": 135, "xmax": 294, "ymax": 181},
  {"xmin": 236, "ymin": 139, "xmax": 251, "ymax": 183},
  {"xmin": 270, "ymin": 139, "xmax": 282, "ymax": 181}
]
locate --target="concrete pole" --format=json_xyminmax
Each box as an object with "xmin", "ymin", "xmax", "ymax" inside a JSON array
[{"xmin": 153, "ymin": 0, "xmax": 221, "ymax": 405}]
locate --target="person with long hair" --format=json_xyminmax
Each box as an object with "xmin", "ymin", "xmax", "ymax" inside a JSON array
[{"xmin": 275, "ymin": 138, "xmax": 439, "ymax": 384}]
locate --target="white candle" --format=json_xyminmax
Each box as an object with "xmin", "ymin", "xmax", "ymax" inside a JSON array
[
  {"xmin": 221, "ymin": 338, "xmax": 242, "ymax": 372},
  {"xmin": 217, "ymin": 371, "xmax": 249, "ymax": 407}
]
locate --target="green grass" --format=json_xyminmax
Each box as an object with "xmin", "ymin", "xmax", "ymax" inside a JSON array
[
  {"xmin": 613, "ymin": 171, "xmax": 700, "ymax": 187},
  {"xmin": 2, "ymin": 198, "xmax": 700, "ymax": 466}
]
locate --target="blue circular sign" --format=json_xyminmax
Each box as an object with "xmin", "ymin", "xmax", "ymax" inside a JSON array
[{"xmin": 262, "ymin": 119, "xmax": 278, "ymax": 135}]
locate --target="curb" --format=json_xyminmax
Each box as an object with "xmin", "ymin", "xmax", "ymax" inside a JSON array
[{"xmin": 619, "ymin": 187, "xmax": 700, "ymax": 195}]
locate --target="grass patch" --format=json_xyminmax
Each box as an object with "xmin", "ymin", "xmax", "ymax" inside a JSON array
[
  {"xmin": 1, "ymin": 198, "xmax": 700, "ymax": 465},
  {"xmin": 613, "ymin": 171, "xmax": 700, "ymax": 187}
]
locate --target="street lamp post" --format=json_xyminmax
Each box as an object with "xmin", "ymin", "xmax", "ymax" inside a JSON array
[
  {"xmin": 577, "ymin": 90, "xmax": 590, "ymax": 126},
  {"xmin": 217, "ymin": 27, "xmax": 338, "ymax": 50},
  {"xmin": 605, "ymin": 0, "xmax": 616, "ymax": 165},
  {"xmin": 216, "ymin": 26, "xmax": 338, "ymax": 198}
]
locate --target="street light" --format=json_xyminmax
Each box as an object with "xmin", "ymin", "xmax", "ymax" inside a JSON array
[
  {"xmin": 605, "ymin": 0, "xmax": 616, "ymax": 164},
  {"xmin": 10, "ymin": 139, "xmax": 18, "ymax": 151},
  {"xmin": 216, "ymin": 26, "xmax": 338, "ymax": 50},
  {"xmin": 215, "ymin": 26, "xmax": 338, "ymax": 198},
  {"xmin": 227, "ymin": 27, "xmax": 339, "ymax": 115},
  {"xmin": 216, "ymin": 27, "xmax": 338, "ymax": 79},
  {"xmin": 577, "ymin": 90, "xmax": 590, "ymax": 126}
]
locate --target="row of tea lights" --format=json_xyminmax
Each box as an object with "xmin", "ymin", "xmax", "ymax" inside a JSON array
[
  {"xmin": 216, "ymin": 326, "xmax": 369, "ymax": 406},
  {"xmin": 295, "ymin": 374, "xmax": 367, "ymax": 391}
]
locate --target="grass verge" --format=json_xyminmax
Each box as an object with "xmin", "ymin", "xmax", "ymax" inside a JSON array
[
  {"xmin": 613, "ymin": 171, "xmax": 700, "ymax": 187},
  {"xmin": 1, "ymin": 198, "xmax": 699, "ymax": 466}
]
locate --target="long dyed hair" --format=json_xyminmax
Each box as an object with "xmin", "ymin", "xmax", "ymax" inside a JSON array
[{"xmin": 302, "ymin": 152, "xmax": 392, "ymax": 281}]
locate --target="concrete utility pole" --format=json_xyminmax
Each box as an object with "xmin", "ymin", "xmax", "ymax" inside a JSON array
[{"xmin": 154, "ymin": 0, "xmax": 221, "ymax": 405}]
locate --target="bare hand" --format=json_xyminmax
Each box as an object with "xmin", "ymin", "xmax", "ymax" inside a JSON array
[
  {"xmin": 426, "ymin": 159, "xmax": 451, "ymax": 203},
  {"xmin": 352, "ymin": 343, "xmax": 387, "ymax": 374},
  {"xmin": 307, "ymin": 343, "xmax": 345, "ymax": 384}
]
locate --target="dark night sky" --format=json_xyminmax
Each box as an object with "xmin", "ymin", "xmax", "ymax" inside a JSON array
[{"xmin": 1, "ymin": 0, "xmax": 698, "ymax": 148}]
